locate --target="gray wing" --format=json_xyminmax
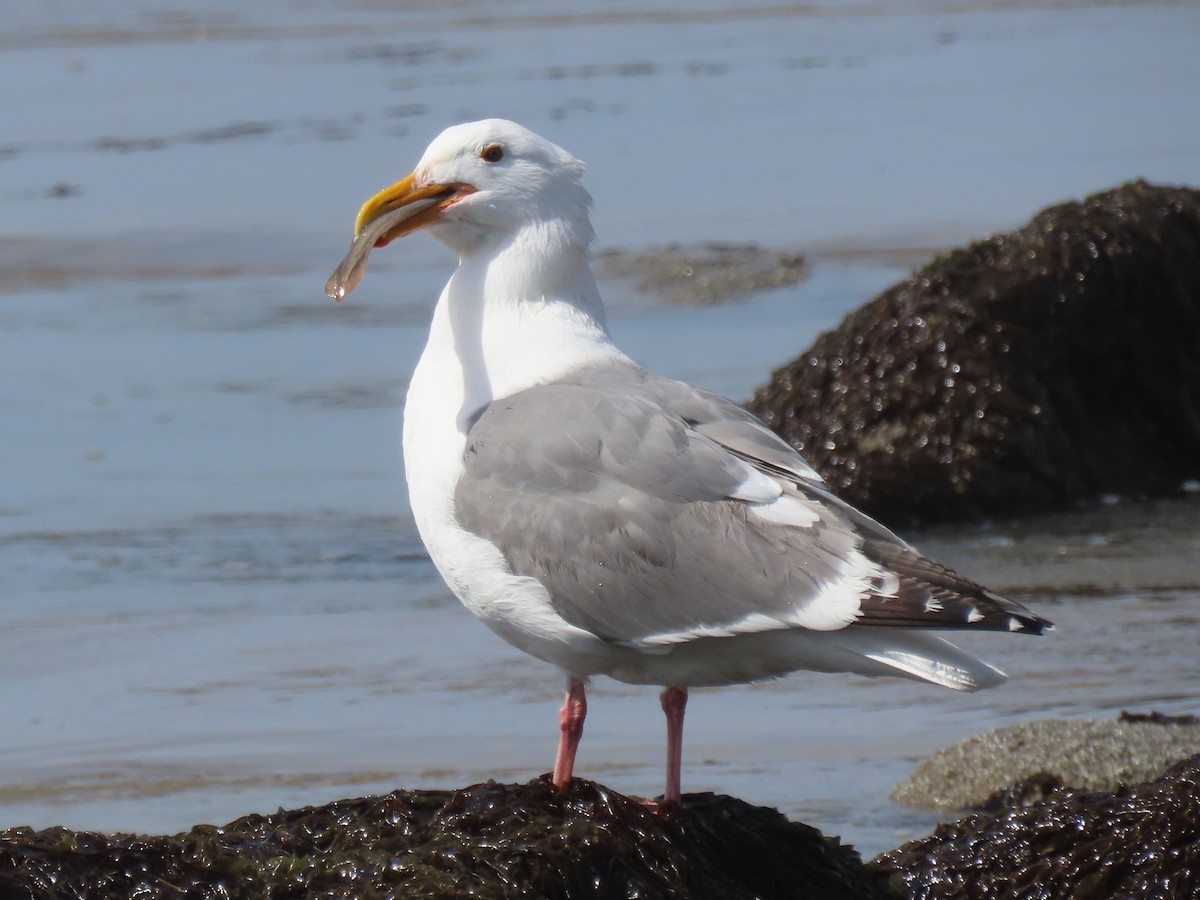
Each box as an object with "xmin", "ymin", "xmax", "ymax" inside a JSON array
[
  {"xmin": 647, "ymin": 376, "xmax": 826, "ymax": 487},
  {"xmin": 645, "ymin": 370, "xmax": 1050, "ymax": 635},
  {"xmin": 455, "ymin": 363, "xmax": 1051, "ymax": 647}
]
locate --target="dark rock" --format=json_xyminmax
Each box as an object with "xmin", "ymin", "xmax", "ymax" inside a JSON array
[
  {"xmin": 747, "ymin": 180, "xmax": 1200, "ymax": 525},
  {"xmin": 1120, "ymin": 710, "xmax": 1200, "ymax": 726},
  {"xmin": 874, "ymin": 754, "xmax": 1200, "ymax": 899},
  {"xmin": 969, "ymin": 771, "xmax": 1065, "ymax": 814},
  {"xmin": 0, "ymin": 777, "xmax": 903, "ymax": 900}
]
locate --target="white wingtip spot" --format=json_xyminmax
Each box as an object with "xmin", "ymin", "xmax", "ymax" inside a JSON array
[
  {"xmin": 923, "ymin": 597, "xmax": 944, "ymax": 614},
  {"xmin": 1008, "ymin": 617, "xmax": 1024, "ymax": 632},
  {"xmin": 966, "ymin": 606, "xmax": 985, "ymax": 624}
]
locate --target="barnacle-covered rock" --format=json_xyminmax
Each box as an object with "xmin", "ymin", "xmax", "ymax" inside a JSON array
[
  {"xmin": 892, "ymin": 715, "xmax": 1200, "ymax": 810},
  {"xmin": 748, "ymin": 181, "xmax": 1200, "ymax": 525}
]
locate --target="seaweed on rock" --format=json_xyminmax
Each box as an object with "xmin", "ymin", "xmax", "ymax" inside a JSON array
[
  {"xmin": 748, "ymin": 180, "xmax": 1200, "ymax": 525},
  {"xmin": 875, "ymin": 754, "xmax": 1200, "ymax": 899},
  {"xmin": 0, "ymin": 777, "xmax": 903, "ymax": 900}
]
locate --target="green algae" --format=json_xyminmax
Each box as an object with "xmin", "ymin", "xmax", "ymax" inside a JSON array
[{"xmin": 893, "ymin": 716, "xmax": 1200, "ymax": 810}]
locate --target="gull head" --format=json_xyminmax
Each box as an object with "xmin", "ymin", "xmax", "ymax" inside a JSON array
[{"xmin": 327, "ymin": 119, "xmax": 593, "ymax": 300}]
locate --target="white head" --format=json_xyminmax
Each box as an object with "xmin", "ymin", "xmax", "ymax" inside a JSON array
[{"xmin": 350, "ymin": 119, "xmax": 594, "ymax": 258}]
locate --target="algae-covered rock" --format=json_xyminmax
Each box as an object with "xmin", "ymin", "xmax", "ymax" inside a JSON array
[
  {"xmin": 747, "ymin": 180, "xmax": 1200, "ymax": 525},
  {"xmin": 892, "ymin": 715, "xmax": 1200, "ymax": 810},
  {"xmin": 595, "ymin": 242, "xmax": 808, "ymax": 305},
  {"xmin": 875, "ymin": 754, "xmax": 1200, "ymax": 899},
  {"xmin": 0, "ymin": 777, "xmax": 902, "ymax": 900}
]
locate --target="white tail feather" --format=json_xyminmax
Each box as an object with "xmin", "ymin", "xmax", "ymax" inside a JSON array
[{"xmin": 827, "ymin": 629, "xmax": 1008, "ymax": 692}]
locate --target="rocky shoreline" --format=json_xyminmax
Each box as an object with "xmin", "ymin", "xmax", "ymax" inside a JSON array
[
  {"xmin": 3, "ymin": 719, "xmax": 1197, "ymax": 899},
  {"xmin": 7, "ymin": 181, "xmax": 1198, "ymax": 897},
  {"xmin": 0, "ymin": 778, "xmax": 901, "ymax": 900},
  {"xmin": 879, "ymin": 751, "xmax": 1200, "ymax": 898}
]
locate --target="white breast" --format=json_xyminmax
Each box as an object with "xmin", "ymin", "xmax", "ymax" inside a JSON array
[{"xmin": 401, "ymin": 280, "xmax": 624, "ymax": 678}]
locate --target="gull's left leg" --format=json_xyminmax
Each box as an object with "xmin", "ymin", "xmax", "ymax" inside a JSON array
[{"xmin": 552, "ymin": 677, "xmax": 587, "ymax": 789}]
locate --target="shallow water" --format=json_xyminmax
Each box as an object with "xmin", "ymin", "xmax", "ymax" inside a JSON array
[{"xmin": 3, "ymin": 0, "xmax": 1199, "ymax": 859}]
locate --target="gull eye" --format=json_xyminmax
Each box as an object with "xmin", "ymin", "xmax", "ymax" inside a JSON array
[{"xmin": 481, "ymin": 144, "xmax": 504, "ymax": 164}]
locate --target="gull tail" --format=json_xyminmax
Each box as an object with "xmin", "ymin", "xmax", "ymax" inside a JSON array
[{"xmin": 824, "ymin": 628, "xmax": 1008, "ymax": 692}]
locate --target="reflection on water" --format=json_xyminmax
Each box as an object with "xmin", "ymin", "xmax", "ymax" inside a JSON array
[{"xmin": 2, "ymin": 0, "xmax": 1199, "ymax": 860}]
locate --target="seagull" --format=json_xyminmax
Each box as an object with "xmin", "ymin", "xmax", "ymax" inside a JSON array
[{"xmin": 326, "ymin": 119, "xmax": 1052, "ymax": 805}]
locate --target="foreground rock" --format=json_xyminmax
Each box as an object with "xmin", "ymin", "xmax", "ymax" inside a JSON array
[
  {"xmin": 5, "ymin": 752, "xmax": 1199, "ymax": 898},
  {"xmin": 876, "ymin": 754, "xmax": 1200, "ymax": 898},
  {"xmin": 0, "ymin": 778, "xmax": 901, "ymax": 900},
  {"xmin": 748, "ymin": 180, "xmax": 1200, "ymax": 525}
]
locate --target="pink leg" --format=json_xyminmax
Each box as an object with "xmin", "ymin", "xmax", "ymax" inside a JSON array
[
  {"xmin": 552, "ymin": 678, "xmax": 587, "ymax": 789},
  {"xmin": 660, "ymin": 686, "xmax": 688, "ymax": 805}
]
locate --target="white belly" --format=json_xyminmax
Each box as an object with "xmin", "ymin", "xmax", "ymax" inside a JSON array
[{"xmin": 402, "ymin": 334, "xmax": 620, "ymax": 679}]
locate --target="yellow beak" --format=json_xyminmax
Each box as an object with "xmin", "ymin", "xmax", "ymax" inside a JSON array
[
  {"xmin": 326, "ymin": 174, "xmax": 473, "ymax": 302},
  {"xmin": 353, "ymin": 173, "xmax": 469, "ymax": 247}
]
